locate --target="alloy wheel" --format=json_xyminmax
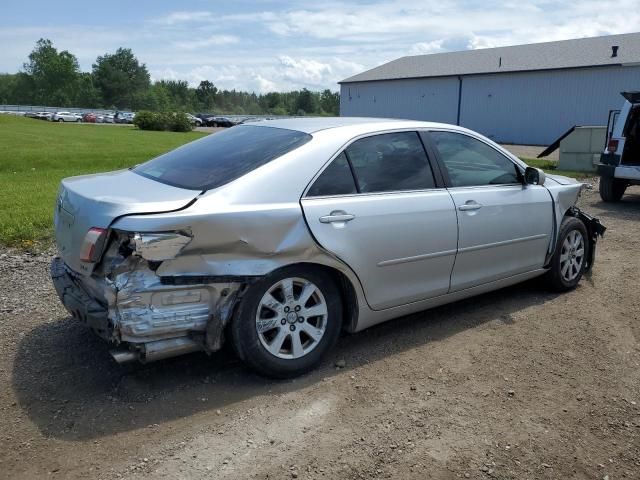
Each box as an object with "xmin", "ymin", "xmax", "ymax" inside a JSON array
[
  {"xmin": 560, "ymin": 230, "xmax": 585, "ymax": 282},
  {"xmin": 255, "ymin": 277, "xmax": 328, "ymax": 359}
]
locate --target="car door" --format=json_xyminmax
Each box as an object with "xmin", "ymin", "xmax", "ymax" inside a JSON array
[
  {"xmin": 425, "ymin": 130, "xmax": 554, "ymax": 292},
  {"xmin": 301, "ymin": 131, "xmax": 458, "ymax": 311}
]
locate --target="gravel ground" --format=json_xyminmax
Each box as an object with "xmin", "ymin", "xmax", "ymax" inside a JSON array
[{"xmin": 1, "ymin": 182, "xmax": 639, "ymax": 479}]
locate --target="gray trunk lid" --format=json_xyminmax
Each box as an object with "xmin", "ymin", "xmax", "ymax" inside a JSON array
[{"xmin": 55, "ymin": 169, "xmax": 199, "ymax": 274}]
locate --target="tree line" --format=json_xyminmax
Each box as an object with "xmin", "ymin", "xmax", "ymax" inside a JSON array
[{"xmin": 0, "ymin": 39, "xmax": 340, "ymax": 116}]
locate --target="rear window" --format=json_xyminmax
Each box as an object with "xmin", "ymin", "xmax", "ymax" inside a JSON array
[{"xmin": 133, "ymin": 125, "xmax": 311, "ymax": 190}]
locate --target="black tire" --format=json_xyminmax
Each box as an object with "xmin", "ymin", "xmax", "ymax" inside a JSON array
[
  {"xmin": 57, "ymin": 118, "xmax": 64, "ymax": 123},
  {"xmin": 599, "ymin": 176, "xmax": 626, "ymax": 202},
  {"xmin": 546, "ymin": 216, "xmax": 589, "ymax": 292},
  {"xmin": 231, "ymin": 266, "xmax": 342, "ymax": 378}
]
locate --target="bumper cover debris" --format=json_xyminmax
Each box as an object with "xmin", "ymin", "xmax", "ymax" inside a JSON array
[{"xmin": 50, "ymin": 255, "xmax": 246, "ymax": 362}]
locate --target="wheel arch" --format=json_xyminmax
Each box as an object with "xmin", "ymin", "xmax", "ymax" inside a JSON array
[{"xmin": 546, "ymin": 206, "xmax": 605, "ymax": 273}]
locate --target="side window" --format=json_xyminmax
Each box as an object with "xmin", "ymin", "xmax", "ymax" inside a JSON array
[
  {"xmin": 307, "ymin": 152, "xmax": 357, "ymax": 197},
  {"xmin": 430, "ymin": 131, "xmax": 520, "ymax": 187},
  {"xmin": 345, "ymin": 132, "xmax": 435, "ymax": 193}
]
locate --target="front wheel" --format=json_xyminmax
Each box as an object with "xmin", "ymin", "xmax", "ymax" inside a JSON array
[
  {"xmin": 231, "ymin": 266, "xmax": 342, "ymax": 378},
  {"xmin": 599, "ymin": 176, "xmax": 626, "ymax": 202},
  {"xmin": 546, "ymin": 217, "xmax": 589, "ymax": 292}
]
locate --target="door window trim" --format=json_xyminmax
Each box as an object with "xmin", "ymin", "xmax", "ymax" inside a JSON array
[
  {"xmin": 302, "ymin": 129, "xmax": 445, "ymax": 199},
  {"xmin": 420, "ymin": 129, "xmax": 526, "ymax": 190}
]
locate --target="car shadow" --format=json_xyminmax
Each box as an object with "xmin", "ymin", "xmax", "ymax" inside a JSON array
[{"xmin": 12, "ymin": 279, "xmax": 560, "ymax": 441}]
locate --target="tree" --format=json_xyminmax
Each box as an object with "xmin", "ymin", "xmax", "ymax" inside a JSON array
[
  {"xmin": 320, "ymin": 89, "xmax": 340, "ymax": 115},
  {"xmin": 0, "ymin": 74, "xmax": 18, "ymax": 104},
  {"xmin": 92, "ymin": 48, "xmax": 150, "ymax": 109},
  {"xmin": 159, "ymin": 80, "xmax": 191, "ymax": 109},
  {"xmin": 195, "ymin": 80, "xmax": 217, "ymax": 111},
  {"xmin": 23, "ymin": 38, "xmax": 80, "ymax": 105},
  {"xmin": 294, "ymin": 88, "xmax": 317, "ymax": 115},
  {"xmin": 74, "ymin": 72, "xmax": 101, "ymax": 108}
]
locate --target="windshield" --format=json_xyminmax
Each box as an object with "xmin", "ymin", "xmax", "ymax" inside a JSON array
[{"xmin": 133, "ymin": 125, "xmax": 312, "ymax": 191}]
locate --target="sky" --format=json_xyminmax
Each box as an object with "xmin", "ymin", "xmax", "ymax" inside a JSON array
[{"xmin": 1, "ymin": 0, "xmax": 638, "ymax": 93}]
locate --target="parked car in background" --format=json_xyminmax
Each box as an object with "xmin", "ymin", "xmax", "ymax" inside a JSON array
[
  {"xmin": 51, "ymin": 118, "xmax": 605, "ymax": 378},
  {"xmin": 195, "ymin": 113, "xmax": 216, "ymax": 126},
  {"xmin": 114, "ymin": 112, "xmax": 135, "ymax": 124},
  {"xmin": 195, "ymin": 112, "xmax": 213, "ymax": 119},
  {"xmin": 51, "ymin": 111, "xmax": 80, "ymax": 122},
  {"xmin": 102, "ymin": 114, "xmax": 115, "ymax": 124},
  {"xmin": 598, "ymin": 91, "xmax": 640, "ymax": 202},
  {"xmin": 185, "ymin": 113, "xmax": 203, "ymax": 127},
  {"xmin": 34, "ymin": 111, "xmax": 52, "ymax": 120},
  {"xmin": 82, "ymin": 113, "xmax": 97, "ymax": 123},
  {"xmin": 211, "ymin": 116, "xmax": 236, "ymax": 127}
]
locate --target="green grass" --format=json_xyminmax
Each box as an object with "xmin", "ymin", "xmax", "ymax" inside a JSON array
[
  {"xmin": 0, "ymin": 115, "xmax": 206, "ymax": 248},
  {"xmin": 520, "ymin": 158, "xmax": 592, "ymax": 180}
]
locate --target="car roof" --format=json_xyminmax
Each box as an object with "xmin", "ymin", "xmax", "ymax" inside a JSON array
[{"xmin": 249, "ymin": 116, "xmax": 466, "ymax": 134}]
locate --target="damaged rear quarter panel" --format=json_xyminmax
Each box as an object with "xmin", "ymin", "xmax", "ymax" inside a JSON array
[
  {"xmin": 111, "ymin": 200, "xmax": 355, "ymax": 278},
  {"xmin": 110, "ymin": 128, "xmax": 367, "ymax": 283}
]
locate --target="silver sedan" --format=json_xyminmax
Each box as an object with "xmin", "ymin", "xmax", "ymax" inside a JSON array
[{"xmin": 51, "ymin": 118, "xmax": 605, "ymax": 377}]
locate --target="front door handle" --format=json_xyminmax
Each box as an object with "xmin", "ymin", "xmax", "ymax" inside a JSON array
[
  {"xmin": 458, "ymin": 201, "xmax": 482, "ymax": 211},
  {"xmin": 319, "ymin": 212, "xmax": 355, "ymax": 223}
]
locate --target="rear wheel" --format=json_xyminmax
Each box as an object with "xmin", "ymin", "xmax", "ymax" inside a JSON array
[
  {"xmin": 57, "ymin": 118, "xmax": 64, "ymax": 123},
  {"xmin": 231, "ymin": 266, "xmax": 342, "ymax": 378},
  {"xmin": 599, "ymin": 176, "xmax": 626, "ymax": 202},
  {"xmin": 546, "ymin": 217, "xmax": 588, "ymax": 292}
]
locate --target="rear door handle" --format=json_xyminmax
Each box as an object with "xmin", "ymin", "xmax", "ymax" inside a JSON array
[
  {"xmin": 458, "ymin": 201, "xmax": 482, "ymax": 211},
  {"xmin": 319, "ymin": 212, "xmax": 355, "ymax": 223}
]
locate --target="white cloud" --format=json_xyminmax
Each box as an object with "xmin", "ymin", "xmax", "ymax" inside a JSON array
[
  {"xmin": 155, "ymin": 11, "xmax": 212, "ymax": 25},
  {"xmin": 467, "ymin": 35, "xmax": 497, "ymax": 51},
  {"xmin": 410, "ymin": 40, "xmax": 444, "ymax": 55},
  {"xmin": 278, "ymin": 55, "xmax": 332, "ymax": 87},
  {"xmin": 150, "ymin": 55, "xmax": 364, "ymax": 93},
  {"xmin": 174, "ymin": 35, "xmax": 240, "ymax": 50}
]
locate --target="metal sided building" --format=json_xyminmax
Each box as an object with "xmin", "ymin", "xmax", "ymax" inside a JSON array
[{"xmin": 339, "ymin": 33, "xmax": 640, "ymax": 145}]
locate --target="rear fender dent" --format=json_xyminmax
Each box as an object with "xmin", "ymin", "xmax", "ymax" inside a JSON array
[{"xmin": 133, "ymin": 231, "xmax": 192, "ymax": 261}]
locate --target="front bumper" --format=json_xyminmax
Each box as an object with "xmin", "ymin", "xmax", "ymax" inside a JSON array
[{"xmin": 570, "ymin": 207, "xmax": 606, "ymax": 272}]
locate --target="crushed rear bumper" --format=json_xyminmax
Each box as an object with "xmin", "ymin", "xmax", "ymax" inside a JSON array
[
  {"xmin": 50, "ymin": 257, "xmax": 113, "ymax": 340},
  {"xmin": 50, "ymin": 255, "xmax": 247, "ymax": 362}
]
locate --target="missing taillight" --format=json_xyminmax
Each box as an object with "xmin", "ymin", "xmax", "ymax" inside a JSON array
[
  {"xmin": 133, "ymin": 232, "xmax": 192, "ymax": 261},
  {"xmin": 80, "ymin": 227, "xmax": 107, "ymax": 262}
]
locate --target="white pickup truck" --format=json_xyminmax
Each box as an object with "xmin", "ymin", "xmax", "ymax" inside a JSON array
[{"xmin": 598, "ymin": 92, "xmax": 640, "ymax": 202}]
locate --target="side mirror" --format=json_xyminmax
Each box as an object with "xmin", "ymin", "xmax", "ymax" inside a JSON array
[{"xmin": 524, "ymin": 166, "xmax": 546, "ymax": 186}]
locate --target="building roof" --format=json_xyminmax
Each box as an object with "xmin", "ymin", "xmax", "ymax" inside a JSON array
[{"xmin": 340, "ymin": 32, "xmax": 640, "ymax": 84}]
